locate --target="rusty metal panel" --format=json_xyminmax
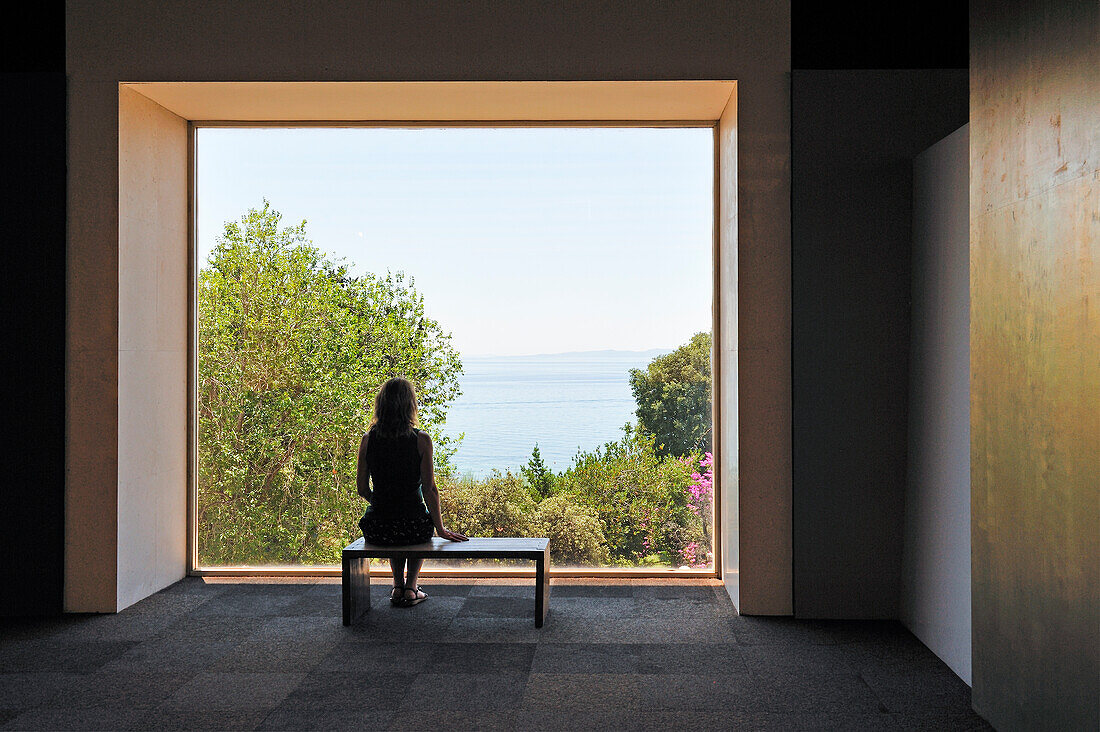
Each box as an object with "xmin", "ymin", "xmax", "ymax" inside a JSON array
[{"xmin": 970, "ymin": 2, "xmax": 1100, "ymax": 727}]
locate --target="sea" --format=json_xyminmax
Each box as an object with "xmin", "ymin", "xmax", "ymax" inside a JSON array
[{"xmin": 442, "ymin": 349, "xmax": 670, "ymax": 477}]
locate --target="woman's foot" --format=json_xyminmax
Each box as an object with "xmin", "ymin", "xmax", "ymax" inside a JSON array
[
  {"xmin": 402, "ymin": 585, "xmax": 428, "ymax": 607},
  {"xmin": 390, "ymin": 586, "xmax": 405, "ymax": 605}
]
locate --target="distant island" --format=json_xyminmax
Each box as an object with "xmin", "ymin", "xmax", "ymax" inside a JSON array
[{"xmin": 465, "ymin": 348, "xmax": 675, "ymax": 360}]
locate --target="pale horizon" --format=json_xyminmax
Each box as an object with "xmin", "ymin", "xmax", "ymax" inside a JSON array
[{"xmin": 461, "ymin": 346, "xmax": 676, "ymax": 359}]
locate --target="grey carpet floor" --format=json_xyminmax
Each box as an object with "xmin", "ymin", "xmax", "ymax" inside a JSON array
[{"xmin": 0, "ymin": 578, "xmax": 990, "ymax": 731}]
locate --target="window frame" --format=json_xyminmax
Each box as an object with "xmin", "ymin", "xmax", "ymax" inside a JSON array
[{"xmin": 187, "ymin": 119, "xmax": 723, "ymax": 579}]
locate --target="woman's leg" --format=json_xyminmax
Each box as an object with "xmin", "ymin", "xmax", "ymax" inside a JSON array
[
  {"xmin": 405, "ymin": 558, "xmax": 424, "ymax": 593},
  {"xmin": 389, "ymin": 557, "xmax": 406, "ymax": 589}
]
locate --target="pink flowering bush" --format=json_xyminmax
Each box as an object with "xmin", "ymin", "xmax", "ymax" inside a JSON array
[
  {"xmin": 681, "ymin": 541, "xmax": 700, "ymax": 566},
  {"xmin": 679, "ymin": 452, "xmax": 713, "ymax": 567},
  {"xmin": 556, "ymin": 426, "xmax": 711, "ymax": 568}
]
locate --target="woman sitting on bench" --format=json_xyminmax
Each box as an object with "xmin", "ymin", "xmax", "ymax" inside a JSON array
[{"xmin": 356, "ymin": 377, "xmax": 468, "ymax": 607}]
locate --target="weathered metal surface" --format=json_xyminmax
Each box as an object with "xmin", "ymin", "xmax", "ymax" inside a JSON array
[
  {"xmin": 970, "ymin": 2, "xmax": 1100, "ymax": 728},
  {"xmin": 341, "ymin": 554, "xmax": 371, "ymax": 626}
]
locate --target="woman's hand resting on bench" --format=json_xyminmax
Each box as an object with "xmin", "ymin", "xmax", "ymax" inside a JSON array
[{"xmin": 437, "ymin": 526, "xmax": 468, "ymax": 542}]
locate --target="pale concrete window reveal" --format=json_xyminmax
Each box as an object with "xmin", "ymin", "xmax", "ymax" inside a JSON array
[
  {"xmin": 98, "ymin": 80, "xmax": 793, "ymax": 617},
  {"xmin": 148, "ymin": 82, "xmax": 742, "ymax": 583}
]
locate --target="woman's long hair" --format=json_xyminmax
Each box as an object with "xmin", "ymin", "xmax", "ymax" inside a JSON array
[{"xmin": 369, "ymin": 377, "xmax": 419, "ymax": 437}]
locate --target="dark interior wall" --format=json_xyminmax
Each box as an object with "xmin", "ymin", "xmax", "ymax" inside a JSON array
[
  {"xmin": 792, "ymin": 4, "xmax": 967, "ymax": 69},
  {"xmin": 791, "ymin": 70, "xmax": 968, "ymax": 618},
  {"xmin": 1, "ymin": 4, "xmax": 66, "ymax": 616},
  {"xmin": 788, "ymin": 2, "xmax": 967, "ymax": 620},
  {"xmin": 4, "ymin": 0, "xmax": 971, "ymax": 617}
]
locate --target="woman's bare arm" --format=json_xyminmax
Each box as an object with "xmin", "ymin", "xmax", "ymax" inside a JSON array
[
  {"xmin": 356, "ymin": 432, "xmax": 371, "ymax": 500},
  {"xmin": 418, "ymin": 431, "xmax": 468, "ymax": 542}
]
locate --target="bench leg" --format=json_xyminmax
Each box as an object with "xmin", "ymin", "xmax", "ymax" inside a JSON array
[
  {"xmin": 534, "ymin": 548, "xmax": 550, "ymax": 628},
  {"xmin": 342, "ymin": 555, "xmax": 371, "ymax": 626}
]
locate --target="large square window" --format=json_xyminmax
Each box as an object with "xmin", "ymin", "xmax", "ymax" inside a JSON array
[{"xmin": 194, "ymin": 125, "xmax": 715, "ymax": 573}]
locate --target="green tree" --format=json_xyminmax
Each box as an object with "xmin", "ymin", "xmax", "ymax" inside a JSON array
[
  {"xmin": 556, "ymin": 425, "xmax": 706, "ymax": 565},
  {"xmin": 197, "ymin": 202, "xmax": 462, "ymax": 565},
  {"xmin": 629, "ymin": 331, "xmax": 712, "ymax": 457},
  {"xmin": 521, "ymin": 443, "xmax": 555, "ymax": 500}
]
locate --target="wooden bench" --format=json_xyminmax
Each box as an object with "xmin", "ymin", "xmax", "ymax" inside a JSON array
[{"xmin": 342, "ymin": 537, "xmax": 551, "ymax": 627}]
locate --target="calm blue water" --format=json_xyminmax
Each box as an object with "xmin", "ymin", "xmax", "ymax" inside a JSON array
[{"xmin": 443, "ymin": 350, "xmax": 669, "ymax": 477}]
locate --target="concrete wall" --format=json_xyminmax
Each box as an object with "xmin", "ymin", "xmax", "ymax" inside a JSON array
[
  {"xmin": 901, "ymin": 125, "xmax": 971, "ymax": 685},
  {"xmin": 116, "ymin": 87, "xmax": 189, "ymax": 610},
  {"xmin": 66, "ymin": 74, "xmax": 122, "ymax": 611},
  {"xmin": 717, "ymin": 89, "xmax": 740, "ymax": 607},
  {"xmin": 736, "ymin": 74, "xmax": 792, "ymax": 615},
  {"xmin": 66, "ymin": 1, "xmax": 793, "ymax": 614},
  {"xmin": 970, "ymin": 1, "xmax": 1100, "ymax": 728},
  {"xmin": 790, "ymin": 70, "xmax": 968, "ymax": 618}
]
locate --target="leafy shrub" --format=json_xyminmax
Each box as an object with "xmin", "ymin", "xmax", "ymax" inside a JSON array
[
  {"xmin": 438, "ymin": 471, "xmax": 536, "ymax": 539},
  {"xmin": 532, "ymin": 494, "xmax": 609, "ymax": 566},
  {"xmin": 557, "ymin": 425, "xmax": 709, "ymax": 566}
]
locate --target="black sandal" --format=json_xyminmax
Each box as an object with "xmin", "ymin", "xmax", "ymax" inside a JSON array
[
  {"xmin": 402, "ymin": 585, "xmax": 428, "ymax": 607},
  {"xmin": 390, "ymin": 586, "xmax": 405, "ymax": 605}
]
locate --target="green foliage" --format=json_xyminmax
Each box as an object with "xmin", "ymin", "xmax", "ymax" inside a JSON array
[
  {"xmin": 532, "ymin": 494, "xmax": 608, "ymax": 566},
  {"xmin": 197, "ymin": 203, "xmax": 714, "ymax": 570},
  {"xmin": 557, "ymin": 425, "xmax": 709, "ymax": 566},
  {"xmin": 197, "ymin": 202, "xmax": 462, "ymax": 565},
  {"xmin": 629, "ymin": 332, "xmax": 712, "ymax": 457},
  {"xmin": 521, "ymin": 443, "xmax": 555, "ymax": 500},
  {"xmin": 431, "ymin": 426, "xmax": 710, "ymax": 568},
  {"xmin": 438, "ymin": 472, "xmax": 537, "ymax": 539},
  {"xmin": 431, "ymin": 432, "xmax": 711, "ymax": 567}
]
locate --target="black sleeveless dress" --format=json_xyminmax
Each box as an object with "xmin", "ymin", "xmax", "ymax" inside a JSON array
[{"xmin": 359, "ymin": 427, "xmax": 435, "ymax": 545}]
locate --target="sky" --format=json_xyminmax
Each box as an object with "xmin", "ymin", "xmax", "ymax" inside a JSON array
[{"xmin": 196, "ymin": 126, "xmax": 713, "ymax": 357}]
